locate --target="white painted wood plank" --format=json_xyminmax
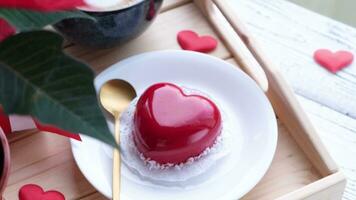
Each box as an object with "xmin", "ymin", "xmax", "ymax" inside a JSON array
[
  {"xmin": 230, "ymin": 0, "xmax": 356, "ymax": 199},
  {"xmin": 231, "ymin": 0, "xmax": 356, "ymax": 118},
  {"xmin": 297, "ymin": 94, "xmax": 356, "ymax": 200}
]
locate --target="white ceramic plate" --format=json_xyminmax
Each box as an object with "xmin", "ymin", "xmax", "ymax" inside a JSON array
[{"xmin": 70, "ymin": 50, "xmax": 278, "ymax": 200}]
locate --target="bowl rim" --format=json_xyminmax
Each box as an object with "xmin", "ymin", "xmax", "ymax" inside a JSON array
[{"xmin": 77, "ymin": 0, "xmax": 147, "ymax": 13}]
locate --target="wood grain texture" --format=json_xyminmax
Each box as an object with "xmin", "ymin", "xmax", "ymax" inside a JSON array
[
  {"xmin": 6, "ymin": 130, "xmax": 36, "ymax": 144},
  {"xmin": 230, "ymin": 0, "xmax": 356, "ymax": 199},
  {"xmin": 214, "ymin": 0, "xmax": 337, "ymax": 177},
  {"xmin": 65, "ymin": 3, "xmax": 231, "ymax": 73},
  {"xmin": 297, "ymin": 95, "xmax": 356, "ymax": 200},
  {"xmin": 2, "ymin": 1, "xmax": 350, "ymax": 199},
  {"xmin": 230, "ymin": 0, "xmax": 356, "ymax": 119},
  {"xmin": 242, "ymin": 121, "xmax": 321, "ymax": 200},
  {"xmin": 161, "ymin": 0, "xmax": 191, "ymax": 12},
  {"xmin": 194, "ymin": 0, "xmax": 269, "ymax": 91},
  {"xmin": 276, "ymin": 171, "xmax": 346, "ymax": 200},
  {"xmin": 80, "ymin": 192, "xmax": 107, "ymax": 200},
  {"xmin": 3, "ymin": 53, "xmax": 328, "ymax": 200},
  {"xmin": 2, "ymin": 122, "xmax": 323, "ymax": 200},
  {"xmin": 3, "ymin": 133, "xmax": 97, "ymax": 200}
]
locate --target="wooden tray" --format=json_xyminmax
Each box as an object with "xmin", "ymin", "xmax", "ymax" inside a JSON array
[{"xmin": 3, "ymin": 0, "xmax": 346, "ymax": 199}]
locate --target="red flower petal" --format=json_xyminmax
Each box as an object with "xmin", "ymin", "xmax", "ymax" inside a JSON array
[
  {"xmin": 0, "ymin": 19, "xmax": 15, "ymax": 42},
  {"xmin": 34, "ymin": 120, "xmax": 82, "ymax": 141},
  {"xmin": 0, "ymin": 0, "xmax": 86, "ymax": 11},
  {"xmin": 0, "ymin": 107, "xmax": 81, "ymax": 140},
  {"xmin": 0, "ymin": 108, "xmax": 11, "ymax": 135}
]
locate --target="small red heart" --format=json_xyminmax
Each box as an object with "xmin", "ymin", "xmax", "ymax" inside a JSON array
[
  {"xmin": 19, "ymin": 184, "xmax": 65, "ymax": 200},
  {"xmin": 177, "ymin": 30, "xmax": 218, "ymax": 53},
  {"xmin": 133, "ymin": 83, "xmax": 222, "ymax": 164},
  {"xmin": 314, "ymin": 49, "xmax": 354, "ymax": 73}
]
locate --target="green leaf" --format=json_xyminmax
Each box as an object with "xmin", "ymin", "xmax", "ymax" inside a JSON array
[
  {"xmin": 0, "ymin": 31, "xmax": 116, "ymax": 147},
  {"xmin": 0, "ymin": 9, "xmax": 94, "ymax": 31}
]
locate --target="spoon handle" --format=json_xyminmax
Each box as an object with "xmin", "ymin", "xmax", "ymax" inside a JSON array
[{"xmin": 113, "ymin": 116, "xmax": 121, "ymax": 200}]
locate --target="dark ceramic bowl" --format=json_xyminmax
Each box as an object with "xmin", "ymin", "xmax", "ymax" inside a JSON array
[{"xmin": 54, "ymin": 0, "xmax": 163, "ymax": 48}]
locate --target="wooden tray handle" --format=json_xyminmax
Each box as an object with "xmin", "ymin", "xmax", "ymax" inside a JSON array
[
  {"xmin": 194, "ymin": 0, "xmax": 269, "ymax": 92},
  {"xmin": 195, "ymin": 0, "xmax": 338, "ymax": 176}
]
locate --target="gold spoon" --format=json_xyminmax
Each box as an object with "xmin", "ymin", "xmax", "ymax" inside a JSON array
[{"xmin": 99, "ymin": 79, "xmax": 137, "ymax": 200}]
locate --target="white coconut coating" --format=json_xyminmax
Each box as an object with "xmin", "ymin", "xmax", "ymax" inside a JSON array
[{"xmin": 118, "ymin": 87, "xmax": 234, "ymax": 186}]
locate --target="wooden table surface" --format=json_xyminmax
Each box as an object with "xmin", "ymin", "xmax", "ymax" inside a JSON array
[
  {"xmin": 231, "ymin": 1, "xmax": 356, "ymax": 199},
  {"xmin": 3, "ymin": 0, "xmax": 356, "ymax": 199}
]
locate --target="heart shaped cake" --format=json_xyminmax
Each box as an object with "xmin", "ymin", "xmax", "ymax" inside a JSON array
[{"xmin": 133, "ymin": 83, "xmax": 222, "ymax": 164}]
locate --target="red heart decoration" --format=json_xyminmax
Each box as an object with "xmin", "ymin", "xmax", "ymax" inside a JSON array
[
  {"xmin": 314, "ymin": 49, "xmax": 354, "ymax": 73},
  {"xmin": 177, "ymin": 30, "xmax": 218, "ymax": 53},
  {"xmin": 19, "ymin": 184, "xmax": 65, "ymax": 200},
  {"xmin": 133, "ymin": 83, "xmax": 222, "ymax": 164}
]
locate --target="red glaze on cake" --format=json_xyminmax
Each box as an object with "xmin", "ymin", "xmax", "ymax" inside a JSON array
[{"xmin": 133, "ymin": 83, "xmax": 222, "ymax": 164}]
